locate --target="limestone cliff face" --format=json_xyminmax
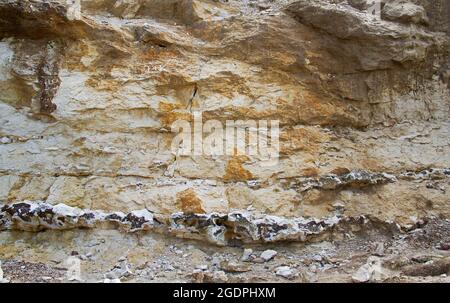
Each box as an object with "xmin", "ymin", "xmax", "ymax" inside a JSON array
[{"xmin": 0, "ymin": 0, "xmax": 449, "ymax": 242}]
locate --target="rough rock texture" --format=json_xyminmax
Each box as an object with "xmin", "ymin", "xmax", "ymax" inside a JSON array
[
  {"xmin": 0, "ymin": 0, "xmax": 449, "ymax": 282},
  {"xmin": 0, "ymin": 217, "xmax": 448, "ymax": 282},
  {"xmin": 0, "ymin": 201, "xmax": 427, "ymax": 245}
]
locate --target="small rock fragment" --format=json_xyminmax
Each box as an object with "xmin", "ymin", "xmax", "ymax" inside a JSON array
[
  {"xmin": 352, "ymin": 257, "xmax": 389, "ymax": 283},
  {"xmin": 219, "ymin": 261, "xmax": 251, "ymax": 273},
  {"xmin": 275, "ymin": 266, "xmax": 297, "ymax": 279},
  {"xmin": 211, "ymin": 270, "xmax": 228, "ymax": 283},
  {"xmin": 312, "ymin": 255, "xmax": 323, "ymax": 262},
  {"xmin": 195, "ymin": 264, "xmax": 208, "ymax": 271},
  {"xmin": 211, "ymin": 256, "xmax": 221, "ymax": 266},
  {"xmin": 438, "ymin": 243, "xmax": 450, "ymax": 251},
  {"xmin": 374, "ymin": 242, "xmax": 385, "ymax": 256},
  {"xmin": 164, "ymin": 264, "xmax": 175, "ymax": 271},
  {"xmin": 260, "ymin": 250, "xmax": 278, "ymax": 262},
  {"xmin": 352, "ymin": 267, "xmax": 371, "ymax": 283},
  {"xmin": 382, "ymin": 2, "xmax": 428, "ymax": 24},
  {"xmin": 241, "ymin": 248, "xmax": 254, "ymax": 262},
  {"xmin": 191, "ymin": 270, "xmax": 228, "ymax": 283},
  {"xmin": 191, "ymin": 270, "xmax": 206, "ymax": 283},
  {"xmin": 0, "ymin": 137, "xmax": 11, "ymax": 144},
  {"xmin": 105, "ymin": 258, "xmax": 132, "ymax": 280}
]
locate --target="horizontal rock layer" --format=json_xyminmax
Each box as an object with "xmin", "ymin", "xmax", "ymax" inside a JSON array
[{"xmin": 0, "ymin": 201, "xmax": 428, "ymax": 245}]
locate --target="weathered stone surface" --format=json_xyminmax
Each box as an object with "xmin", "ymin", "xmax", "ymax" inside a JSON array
[
  {"xmin": 0, "ymin": 2, "xmax": 448, "ymax": 222},
  {"xmin": 260, "ymin": 250, "xmax": 278, "ymax": 262},
  {"xmin": 382, "ymin": 1, "xmax": 429, "ymax": 25},
  {"xmin": 176, "ymin": 188, "xmax": 206, "ymax": 214},
  {"xmin": 0, "ymin": 0, "xmax": 449, "ymax": 282},
  {"xmin": 352, "ymin": 256, "xmax": 389, "ymax": 283},
  {"xmin": 0, "ymin": 201, "xmax": 157, "ymax": 232},
  {"xmin": 0, "ymin": 200, "xmax": 430, "ymax": 245},
  {"xmin": 219, "ymin": 260, "xmax": 251, "ymax": 273},
  {"xmin": 401, "ymin": 257, "xmax": 450, "ymax": 277},
  {"xmin": 275, "ymin": 266, "xmax": 297, "ymax": 279}
]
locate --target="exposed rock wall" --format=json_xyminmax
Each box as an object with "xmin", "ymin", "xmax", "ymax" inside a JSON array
[{"xmin": 0, "ymin": 0, "xmax": 449, "ymax": 237}]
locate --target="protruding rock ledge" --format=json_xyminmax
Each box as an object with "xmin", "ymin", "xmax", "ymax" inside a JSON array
[
  {"xmin": 0, "ymin": 202, "xmax": 156, "ymax": 232},
  {"xmin": 283, "ymin": 170, "xmax": 397, "ymax": 193},
  {"xmin": 0, "ymin": 201, "xmax": 428, "ymax": 246},
  {"xmin": 282, "ymin": 168, "xmax": 450, "ymax": 193}
]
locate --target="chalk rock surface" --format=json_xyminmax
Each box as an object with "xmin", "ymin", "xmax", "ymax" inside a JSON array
[{"xmin": 0, "ymin": 0, "xmax": 449, "ymax": 282}]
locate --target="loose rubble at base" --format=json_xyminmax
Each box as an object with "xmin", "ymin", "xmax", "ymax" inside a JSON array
[{"xmin": 0, "ymin": 217, "xmax": 448, "ymax": 283}]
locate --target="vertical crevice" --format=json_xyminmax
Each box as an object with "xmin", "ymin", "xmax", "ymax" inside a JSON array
[{"xmin": 186, "ymin": 83, "xmax": 198, "ymax": 113}]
